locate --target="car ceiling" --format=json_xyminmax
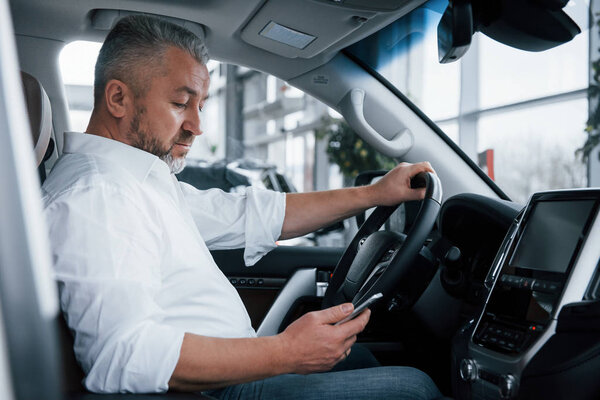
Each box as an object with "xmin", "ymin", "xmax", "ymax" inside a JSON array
[{"xmin": 9, "ymin": 0, "xmax": 427, "ymax": 80}]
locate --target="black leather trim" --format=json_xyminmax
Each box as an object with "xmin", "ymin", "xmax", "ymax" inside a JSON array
[
  {"xmin": 212, "ymin": 246, "xmax": 344, "ymax": 277},
  {"xmin": 439, "ymin": 193, "xmax": 522, "ymax": 238}
]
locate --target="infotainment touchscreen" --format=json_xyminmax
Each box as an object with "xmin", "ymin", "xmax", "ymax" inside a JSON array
[
  {"xmin": 510, "ymin": 200, "xmax": 595, "ymax": 274},
  {"xmin": 474, "ymin": 195, "xmax": 598, "ymax": 354}
]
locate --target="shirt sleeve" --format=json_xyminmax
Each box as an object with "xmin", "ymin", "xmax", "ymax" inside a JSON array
[
  {"xmin": 45, "ymin": 182, "xmax": 184, "ymax": 393},
  {"xmin": 179, "ymin": 183, "xmax": 286, "ymax": 266}
]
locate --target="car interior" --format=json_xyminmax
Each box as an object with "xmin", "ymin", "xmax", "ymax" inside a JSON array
[{"xmin": 1, "ymin": 0, "xmax": 599, "ymax": 399}]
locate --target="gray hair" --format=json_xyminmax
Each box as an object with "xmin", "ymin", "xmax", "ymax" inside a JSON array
[{"xmin": 93, "ymin": 14, "xmax": 209, "ymax": 107}]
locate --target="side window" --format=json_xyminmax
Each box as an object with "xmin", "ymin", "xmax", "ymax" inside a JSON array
[
  {"xmin": 59, "ymin": 42, "xmax": 394, "ymax": 247},
  {"xmin": 59, "ymin": 41, "xmax": 101, "ymax": 132}
]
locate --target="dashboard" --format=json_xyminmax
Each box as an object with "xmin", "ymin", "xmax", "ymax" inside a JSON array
[
  {"xmin": 436, "ymin": 194, "xmax": 522, "ymax": 308},
  {"xmin": 447, "ymin": 190, "xmax": 600, "ymax": 400}
]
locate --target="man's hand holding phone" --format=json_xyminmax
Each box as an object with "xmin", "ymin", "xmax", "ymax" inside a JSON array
[
  {"xmin": 278, "ymin": 294, "xmax": 382, "ymax": 374},
  {"xmin": 335, "ymin": 293, "xmax": 383, "ymax": 326}
]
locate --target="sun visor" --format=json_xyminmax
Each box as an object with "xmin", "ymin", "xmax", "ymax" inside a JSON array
[
  {"xmin": 90, "ymin": 9, "xmax": 206, "ymax": 40},
  {"xmin": 241, "ymin": 0, "xmax": 379, "ymax": 59}
]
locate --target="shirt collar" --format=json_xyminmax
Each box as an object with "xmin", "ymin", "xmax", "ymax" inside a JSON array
[{"xmin": 62, "ymin": 132, "xmax": 171, "ymax": 182}]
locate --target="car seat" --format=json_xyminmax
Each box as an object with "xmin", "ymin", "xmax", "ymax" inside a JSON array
[
  {"xmin": 21, "ymin": 70, "xmax": 89, "ymax": 395},
  {"xmin": 21, "ymin": 70, "xmax": 55, "ymax": 181}
]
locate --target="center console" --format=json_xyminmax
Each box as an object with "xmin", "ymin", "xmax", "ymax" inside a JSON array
[{"xmin": 452, "ymin": 189, "xmax": 600, "ymax": 399}]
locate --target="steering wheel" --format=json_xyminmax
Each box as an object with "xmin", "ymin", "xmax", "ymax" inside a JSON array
[{"xmin": 322, "ymin": 172, "xmax": 442, "ymax": 309}]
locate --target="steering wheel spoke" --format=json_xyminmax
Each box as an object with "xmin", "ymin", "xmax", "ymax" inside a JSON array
[{"xmin": 357, "ymin": 261, "xmax": 388, "ymax": 296}]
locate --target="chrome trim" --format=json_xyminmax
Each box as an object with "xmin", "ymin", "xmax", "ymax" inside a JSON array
[
  {"xmin": 316, "ymin": 282, "xmax": 328, "ymax": 297},
  {"xmin": 257, "ymin": 268, "xmax": 316, "ymax": 336},
  {"xmin": 484, "ymin": 220, "xmax": 520, "ymax": 290}
]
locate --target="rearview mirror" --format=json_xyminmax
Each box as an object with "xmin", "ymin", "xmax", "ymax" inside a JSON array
[
  {"xmin": 437, "ymin": 0, "xmax": 473, "ymax": 63},
  {"xmin": 476, "ymin": 0, "xmax": 580, "ymax": 52},
  {"xmin": 437, "ymin": 0, "xmax": 581, "ymax": 64}
]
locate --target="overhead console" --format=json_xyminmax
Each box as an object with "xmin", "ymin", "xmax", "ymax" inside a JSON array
[
  {"xmin": 452, "ymin": 189, "xmax": 600, "ymax": 399},
  {"xmin": 240, "ymin": 0, "xmax": 426, "ymax": 58}
]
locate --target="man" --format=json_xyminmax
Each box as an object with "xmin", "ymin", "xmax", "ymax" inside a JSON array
[{"xmin": 43, "ymin": 15, "xmax": 442, "ymax": 399}]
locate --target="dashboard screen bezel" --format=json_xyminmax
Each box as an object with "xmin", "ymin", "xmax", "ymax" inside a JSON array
[
  {"xmin": 473, "ymin": 190, "xmax": 600, "ymax": 354},
  {"xmin": 510, "ymin": 191, "xmax": 598, "ymax": 281}
]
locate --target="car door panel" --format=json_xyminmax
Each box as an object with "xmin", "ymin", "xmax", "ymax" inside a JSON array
[{"xmin": 212, "ymin": 246, "xmax": 344, "ymax": 329}]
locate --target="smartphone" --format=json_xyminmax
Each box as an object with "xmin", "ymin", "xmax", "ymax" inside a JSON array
[{"xmin": 334, "ymin": 292, "xmax": 383, "ymax": 326}]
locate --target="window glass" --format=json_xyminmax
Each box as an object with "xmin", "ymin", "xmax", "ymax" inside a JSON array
[
  {"xmin": 418, "ymin": 23, "xmax": 460, "ymax": 121},
  {"xmin": 349, "ymin": 6, "xmax": 460, "ymax": 121},
  {"xmin": 478, "ymin": 98, "xmax": 588, "ymax": 203},
  {"xmin": 437, "ymin": 121, "xmax": 459, "ymax": 144},
  {"xmin": 286, "ymin": 136, "xmax": 306, "ymax": 191},
  {"xmin": 60, "ymin": 41, "xmax": 101, "ymax": 86},
  {"xmin": 67, "ymin": 110, "xmax": 93, "ymax": 133},
  {"xmin": 478, "ymin": 31, "xmax": 588, "ymax": 108},
  {"xmin": 59, "ymin": 41, "xmax": 101, "ymax": 132}
]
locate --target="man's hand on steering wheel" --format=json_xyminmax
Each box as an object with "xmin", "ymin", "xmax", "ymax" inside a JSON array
[{"xmin": 367, "ymin": 162, "xmax": 436, "ymax": 206}]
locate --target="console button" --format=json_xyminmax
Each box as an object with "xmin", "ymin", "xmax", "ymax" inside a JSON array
[
  {"xmin": 478, "ymin": 323, "xmax": 528, "ymax": 353},
  {"xmin": 532, "ymin": 280, "xmax": 562, "ymax": 294},
  {"xmin": 505, "ymin": 275, "xmax": 517, "ymax": 286},
  {"xmin": 460, "ymin": 359, "xmax": 478, "ymax": 382},
  {"xmin": 520, "ymin": 278, "xmax": 533, "ymax": 289},
  {"xmin": 499, "ymin": 374, "xmax": 518, "ymax": 399},
  {"xmin": 529, "ymin": 324, "xmax": 543, "ymax": 332},
  {"xmin": 547, "ymin": 282, "xmax": 560, "ymax": 293},
  {"xmin": 239, "ymin": 279, "xmax": 246, "ymax": 285}
]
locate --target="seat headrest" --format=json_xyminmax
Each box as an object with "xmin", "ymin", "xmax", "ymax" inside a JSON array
[{"xmin": 21, "ymin": 71, "xmax": 53, "ymax": 167}]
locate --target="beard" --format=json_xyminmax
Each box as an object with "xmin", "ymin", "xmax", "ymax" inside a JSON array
[
  {"xmin": 126, "ymin": 106, "xmax": 193, "ymax": 174},
  {"xmin": 160, "ymin": 152, "xmax": 187, "ymax": 174}
]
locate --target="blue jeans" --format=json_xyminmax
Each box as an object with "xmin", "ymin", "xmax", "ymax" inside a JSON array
[{"xmin": 205, "ymin": 366, "xmax": 442, "ymax": 399}]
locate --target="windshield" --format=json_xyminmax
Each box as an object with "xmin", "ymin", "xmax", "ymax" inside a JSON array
[{"xmin": 346, "ymin": 0, "xmax": 590, "ymax": 203}]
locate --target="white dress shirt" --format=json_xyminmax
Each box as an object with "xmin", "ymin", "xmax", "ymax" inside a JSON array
[{"xmin": 42, "ymin": 132, "xmax": 286, "ymax": 393}]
